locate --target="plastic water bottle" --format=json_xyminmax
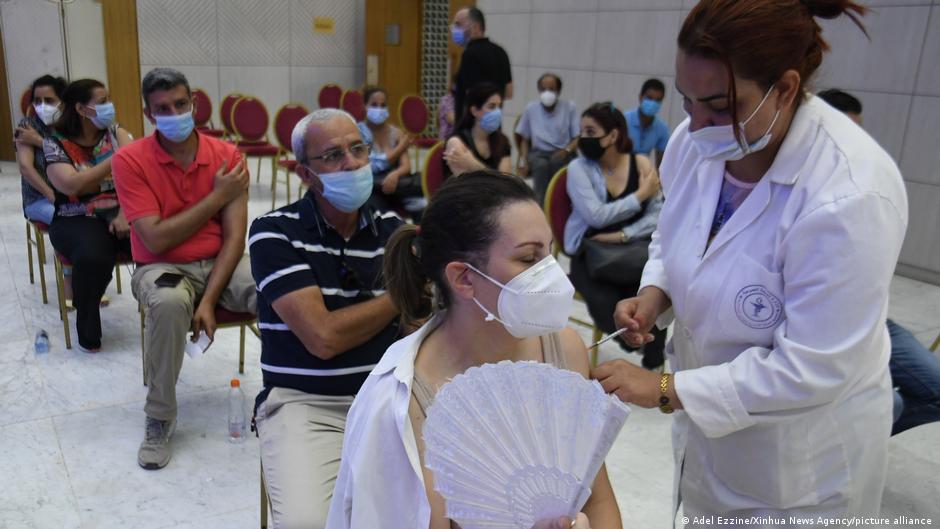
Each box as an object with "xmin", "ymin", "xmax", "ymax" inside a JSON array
[
  {"xmin": 34, "ymin": 330, "xmax": 50, "ymax": 354},
  {"xmin": 228, "ymin": 378, "xmax": 247, "ymax": 443}
]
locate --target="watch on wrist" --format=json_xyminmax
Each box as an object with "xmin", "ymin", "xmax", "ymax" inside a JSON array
[
  {"xmin": 620, "ymin": 231, "xmax": 628, "ymax": 244},
  {"xmin": 659, "ymin": 373, "xmax": 674, "ymax": 414}
]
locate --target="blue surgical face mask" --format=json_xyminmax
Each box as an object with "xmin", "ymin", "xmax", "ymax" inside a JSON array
[
  {"xmin": 451, "ymin": 26, "xmax": 468, "ymax": 46},
  {"xmin": 479, "ymin": 108, "xmax": 502, "ymax": 133},
  {"xmin": 155, "ymin": 111, "xmax": 195, "ymax": 143},
  {"xmin": 366, "ymin": 106, "xmax": 389, "ymax": 125},
  {"xmin": 313, "ymin": 163, "xmax": 374, "ymax": 213},
  {"xmin": 640, "ymin": 98, "xmax": 661, "ymax": 118},
  {"xmin": 89, "ymin": 102, "xmax": 115, "ymax": 130}
]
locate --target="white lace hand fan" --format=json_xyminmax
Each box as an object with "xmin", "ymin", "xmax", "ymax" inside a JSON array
[{"xmin": 422, "ymin": 360, "xmax": 630, "ymax": 529}]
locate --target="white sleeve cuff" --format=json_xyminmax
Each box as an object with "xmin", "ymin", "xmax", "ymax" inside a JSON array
[{"xmin": 674, "ymin": 364, "xmax": 756, "ymax": 438}]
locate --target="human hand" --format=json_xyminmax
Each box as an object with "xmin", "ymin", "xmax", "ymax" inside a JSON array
[
  {"xmin": 531, "ymin": 513, "xmax": 591, "ymax": 529},
  {"xmin": 213, "ymin": 157, "xmax": 249, "ymax": 203},
  {"xmin": 191, "ymin": 301, "xmax": 217, "ymax": 341},
  {"xmin": 15, "ymin": 124, "xmax": 43, "ymax": 148},
  {"xmin": 443, "ymin": 140, "xmax": 478, "ymax": 175},
  {"xmin": 381, "ymin": 173, "xmax": 400, "ymax": 195},
  {"xmin": 589, "ymin": 231, "xmax": 623, "ymax": 244},
  {"xmin": 109, "ymin": 210, "xmax": 131, "ymax": 239},
  {"xmin": 636, "ymin": 168, "xmax": 661, "ymax": 202},
  {"xmin": 550, "ymin": 149, "xmax": 569, "ymax": 163},
  {"xmin": 516, "ymin": 160, "xmax": 529, "ymax": 177},
  {"xmin": 592, "ymin": 359, "xmax": 661, "ymax": 407},
  {"xmin": 612, "ymin": 291, "xmax": 665, "ymax": 348}
]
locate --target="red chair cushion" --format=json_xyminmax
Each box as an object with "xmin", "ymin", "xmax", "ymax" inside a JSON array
[
  {"xmin": 197, "ymin": 127, "xmax": 225, "ymax": 137},
  {"xmin": 56, "ymin": 251, "xmax": 133, "ymax": 267},
  {"xmin": 215, "ymin": 307, "xmax": 256, "ymax": 324},
  {"xmin": 423, "ymin": 142, "xmax": 446, "ymax": 197},
  {"xmin": 276, "ymin": 159, "xmax": 298, "ymax": 170},
  {"xmin": 318, "ymin": 84, "xmax": 342, "ymax": 109},
  {"xmin": 192, "ymin": 89, "xmax": 213, "ymax": 127},
  {"xmin": 399, "ymin": 95, "xmax": 429, "ymax": 135},
  {"xmin": 274, "ymin": 104, "xmax": 309, "ymax": 152},
  {"xmin": 237, "ymin": 143, "xmax": 279, "ymax": 156},
  {"xmin": 413, "ymin": 137, "xmax": 438, "ymax": 148},
  {"xmin": 232, "ymin": 98, "xmax": 270, "ymax": 142},
  {"xmin": 220, "ymin": 94, "xmax": 243, "ymax": 135},
  {"xmin": 341, "ymin": 90, "xmax": 366, "ymax": 122},
  {"xmin": 546, "ymin": 169, "xmax": 572, "ymax": 248},
  {"xmin": 21, "ymin": 87, "xmax": 32, "ymax": 117}
]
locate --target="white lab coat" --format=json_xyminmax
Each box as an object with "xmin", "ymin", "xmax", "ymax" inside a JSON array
[{"xmin": 641, "ymin": 95, "xmax": 908, "ymax": 523}]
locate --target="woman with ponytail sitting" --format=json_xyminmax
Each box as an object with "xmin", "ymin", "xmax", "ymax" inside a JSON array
[{"xmin": 326, "ymin": 171, "xmax": 619, "ymax": 529}]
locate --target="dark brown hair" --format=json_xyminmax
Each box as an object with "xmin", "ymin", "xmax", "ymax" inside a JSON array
[
  {"xmin": 582, "ymin": 102, "xmax": 632, "ymax": 154},
  {"xmin": 678, "ymin": 0, "xmax": 867, "ymax": 139},
  {"xmin": 362, "ymin": 85, "xmax": 387, "ymax": 107},
  {"xmin": 54, "ymin": 78, "xmax": 106, "ymax": 139},
  {"xmin": 384, "ymin": 171, "xmax": 538, "ymax": 328},
  {"xmin": 454, "ymin": 82, "xmax": 509, "ymax": 164}
]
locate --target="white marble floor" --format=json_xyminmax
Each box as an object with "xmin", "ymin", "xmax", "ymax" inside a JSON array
[{"xmin": 0, "ymin": 160, "xmax": 938, "ymax": 529}]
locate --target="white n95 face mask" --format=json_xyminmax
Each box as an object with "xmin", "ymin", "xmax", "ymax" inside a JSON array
[
  {"xmin": 688, "ymin": 84, "xmax": 779, "ymax": 162},
  {"xmin": 466, "ymin": 255, "xmax": 575, "ymax": 338}
]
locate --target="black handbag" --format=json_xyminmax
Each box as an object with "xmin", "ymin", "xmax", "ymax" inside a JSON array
[{"xmin": 581, "ymin": 237, "xmax": 650, "ymax": 284}]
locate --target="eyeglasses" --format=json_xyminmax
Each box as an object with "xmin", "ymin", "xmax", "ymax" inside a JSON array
[
  {"xmin": 337, "ymin": 249, "xmax": 374, "ymax": 301},
  {"xmin": 310, "ymin": 143, "xmax": 372, "ymax": 167}
]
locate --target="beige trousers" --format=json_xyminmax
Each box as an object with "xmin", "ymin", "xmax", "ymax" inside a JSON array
[
  {"xmin": 256, "ymin": 387, "xmax": 353, "ymax": 529},
  {"xmin": 131, "ymin": 255, "xmax": 256, "ymax": 421}
]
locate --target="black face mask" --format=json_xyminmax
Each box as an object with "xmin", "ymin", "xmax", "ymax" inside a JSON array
[{"xmin": 578, "ymin": 136, "xmax": 606, "ymax": 160}]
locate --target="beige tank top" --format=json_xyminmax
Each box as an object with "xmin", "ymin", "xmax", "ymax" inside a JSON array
[{"xmin": 411, "ymin": 332, "xmax": 569, "ymax": 417}]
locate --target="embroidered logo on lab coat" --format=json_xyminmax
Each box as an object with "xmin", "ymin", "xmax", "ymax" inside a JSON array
[{"xmin": 734, "ymin": 285, "xmax": 783, "ymax": 329}]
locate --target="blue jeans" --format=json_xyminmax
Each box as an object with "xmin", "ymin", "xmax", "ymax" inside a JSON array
[
  {"xmin": 888, "ymin": 319, "xmax": 940, "ymax": 435},
  {"xmin": 24, "ymin": 198, "xmax": 55, "ymax": 225}
]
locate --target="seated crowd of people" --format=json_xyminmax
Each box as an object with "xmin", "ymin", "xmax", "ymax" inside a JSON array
[{"xmin": 14, "ymin": 5, "xmax": 940, "ymax": 527}]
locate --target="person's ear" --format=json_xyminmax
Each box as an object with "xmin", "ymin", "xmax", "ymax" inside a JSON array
[
  {"xmin": 444, "ymin": 262, "xmax": 475, "ymax": 301},
  {"xmin": 605, "ymin": 128, "xmax": 619, "ymax": 149},
  {"xmin": 296, "ymin": 163, "xmax": 320, "ymax": 189},
  {"xmin": 144, "ymin": 107, "xmax": 155, "ymax": 125},
  {"xmin": 76, "ymin": 102, "xmax": 88, "ymax": 119},
  {"xmin": 470, "ymin": 105, "xmax": 483, "ymax": 120},
  {"xmin": 776, "ymin": 69, "xmax": 802, "ymax": 110}
]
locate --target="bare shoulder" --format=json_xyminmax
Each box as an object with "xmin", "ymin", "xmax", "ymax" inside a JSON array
[
  {"xmin": 635, "ymin": 154, "xmax": 654, "ymax": 174},
  {"xmin": 559, "ymin": 327, "xmax": 590, "ymax": 378}
]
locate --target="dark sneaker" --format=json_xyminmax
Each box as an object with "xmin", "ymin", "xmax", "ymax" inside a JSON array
[{"xmin": 138, "ymin": 416, "xmax": 176, "ymax": 470}]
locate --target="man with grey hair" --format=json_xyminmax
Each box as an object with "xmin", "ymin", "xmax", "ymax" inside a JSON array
[
  {"xmin": 248, "ymin": 108, "xmax": 401, "ymax": 528},
  {"xmin": 113, "ymin": 67, "xmax": 256, "ymax": 470}
]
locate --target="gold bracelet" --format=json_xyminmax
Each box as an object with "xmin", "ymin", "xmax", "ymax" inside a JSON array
[{"xmin": 659, "ymin": 373, "xmax": 674, "ymax": 414}]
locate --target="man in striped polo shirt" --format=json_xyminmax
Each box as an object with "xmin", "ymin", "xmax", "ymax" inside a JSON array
[{"xmin": 248, "ymin": 108, "xmax": 402, "ymax": 528}]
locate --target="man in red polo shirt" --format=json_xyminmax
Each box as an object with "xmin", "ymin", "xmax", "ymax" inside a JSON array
[{"xmin": 113, "ymin": 68, "xmax": 256, "ymax": 470}]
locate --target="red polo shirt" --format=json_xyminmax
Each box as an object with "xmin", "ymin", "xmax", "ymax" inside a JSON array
[{"xmin": 112, "ymin": 132, "xmax": 245, "ymax": 265}]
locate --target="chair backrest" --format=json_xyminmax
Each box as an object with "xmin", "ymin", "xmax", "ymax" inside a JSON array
[
  {"xmin": 191, "ymin": 88, "xmax": 213, "ymax": 127},
  {"xmin": 20, "ymin": 87, "xmax": 32, "ymax": 117},
  {"xmin": 220, "ymin": 93, "xmax": 244, "ymax": 135},
  {"xmin": 341, "ymin": 89, "xmax": 366, "ymax": 122},
  {"xmin": 231, "ymin": 97, "xmax": 270, "ymax": 142},
  {"xmin": 544, "ymin": 166, "xmax": 571, "ymax": 257},
  {"xmin": 398, "ymin": 94, "xmax": 429, "ymax": 135},
  {"xmin": 420, "ymin": 141, "xmax": 447, "ymax": 199},
  {"xmin": 273, "ymin": 103, "xmax": 310, "ymax": 152},
  {"xmin": 318, "ymin": 84, "xmax": 342, "ymax": 109}
]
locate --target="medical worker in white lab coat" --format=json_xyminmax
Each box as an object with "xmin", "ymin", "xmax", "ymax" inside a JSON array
[{"xmin": 591, "ymin": 0, "xmax": 909, "ymax": 523}]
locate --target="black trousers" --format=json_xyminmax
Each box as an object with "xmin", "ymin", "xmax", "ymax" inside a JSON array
[
  {"xmin": 569, "ymin": 251, "xmax": 667, "ymax": 368},
  {"xmin": 49, "ymin": 214, "xmax": 130, "ymax": 349}
]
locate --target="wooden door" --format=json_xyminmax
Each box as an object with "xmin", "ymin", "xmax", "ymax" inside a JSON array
[
  {"xmin": 364, "ymin": 0, "xmax": 422, "ymax": 126},
  {"xmin": 102, "ymin": 0, "xmax": 143, "ymax": 140},
  {"xmin": 0, "ymin": 26, "xmax": 15, "ymax": 161}
]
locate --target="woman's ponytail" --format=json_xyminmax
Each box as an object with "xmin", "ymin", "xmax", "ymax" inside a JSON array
[{"xmin": 384, "ymin": 224, "xmax": 433, "ymax": 329}]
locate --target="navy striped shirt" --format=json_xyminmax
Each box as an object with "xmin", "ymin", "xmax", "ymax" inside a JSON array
[{"xmin": 248, "ymin": 191, "xmax": 403, "ymax": 397}]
